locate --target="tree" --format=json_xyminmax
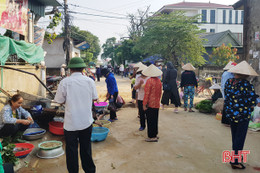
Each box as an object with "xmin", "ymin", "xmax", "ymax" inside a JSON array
[
  {"xmin": 60, "ymin": 26, "xmax": 101, "ymax": 62},
  {"xmin": 128, "ymin": 6, "xmax": 150, "ymax": 40},
  {"xmin": 210, "ymin": 43, "xmax": 239, "ymax": 66},
  {"xmin": 135, "ymin": 11, "xmax": 207, "ymax": 67},
  {"xmin": 102, "ymin": 37, "xmax": 144, "ymax": 65},
  {"xmin": 102, "ymin": 37, "xmax": 117, "ymax": 60}
]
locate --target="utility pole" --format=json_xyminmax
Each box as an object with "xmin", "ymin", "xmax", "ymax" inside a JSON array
[{"xmin": 64, "ymin": 0, "xmax": 70, "ymax": 65}]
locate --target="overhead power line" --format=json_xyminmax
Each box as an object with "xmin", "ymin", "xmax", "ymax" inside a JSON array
[
  {"xmin": 69, "ymin": 11, "xmax": 128, "ymax": 20},
  {"xmin": 68, "ymin": 3, "xmax": 127, "ymax": 17}
]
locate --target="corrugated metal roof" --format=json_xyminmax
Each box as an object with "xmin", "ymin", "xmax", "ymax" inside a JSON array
[
  {"xmin": 165, "ymin": 2, "xmax": 233, "ymax": 9},
  {"xmin": 28, "ymin": 0, "xmax": 61, "ymax": 17},
  {"xmin": 202, "ymin": 30, "xmax": 242, "ymax": 47},
  {"xmin": 36, "ymin": 0, "xmax": 62, "ymax": 6}
]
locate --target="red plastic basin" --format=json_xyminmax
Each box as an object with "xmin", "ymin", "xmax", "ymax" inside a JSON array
[
  {"xmin": 49, "ymin": 121, "xmax": 64, "ymax": 135},
  {"xmin": 14, "ymin": 143, "xmax": 34, "ymax": 158}
]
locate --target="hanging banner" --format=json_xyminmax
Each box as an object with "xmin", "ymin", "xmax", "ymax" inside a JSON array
[{"xmin": 0, "ymin": 0, "xmax": 28, "ymax": 36}]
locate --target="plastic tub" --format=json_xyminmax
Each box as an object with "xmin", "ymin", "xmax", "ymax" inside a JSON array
[
  {"xmin": 49, "ymin": 121, "xmax": 64, "ymax": 135},
  {"xmin": 91, "ymin": 127, "xmax": 109, "ymax": 142},
  {"xmin": 23, "ymin": 128, "xmax": 46, "ymax": 140},
  {"xmin": 14, "ymin": 143, "xmax": 34, "ymax": 158},
  {"xmin": 38, "ymin": 141, "xmax": 63, "ymax": 150},
  {"xmin": 94, "ymin": 102, "xmax": 108, "ymax": 108}
]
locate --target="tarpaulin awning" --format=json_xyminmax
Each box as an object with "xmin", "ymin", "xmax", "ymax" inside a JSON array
[
  {"xmin": 142, "ymin": 55, "xmax": 163, "ymax": 63},
  {"xmin": 0, "ymin": 35, "xmax": 44, "ymax": 64}
]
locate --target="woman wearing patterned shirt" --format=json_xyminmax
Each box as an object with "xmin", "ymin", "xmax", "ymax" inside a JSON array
[
  {"xmin": 224, "ymin": 61, "xmax": 258, "ymax": 169},
  {"xmin": 0, "ymin": 94, "xmax": 33, "ymax": 137},
  {"xmin": 142, "ymin": 64, "xmax": 162, "ymax": 142}
]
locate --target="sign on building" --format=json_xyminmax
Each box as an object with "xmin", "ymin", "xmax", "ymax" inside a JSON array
[{"xmin": 0, "ymin": 0, "xmax": 28, "ymax": 36}]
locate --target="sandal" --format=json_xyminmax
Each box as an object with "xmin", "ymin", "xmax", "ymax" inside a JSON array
[
  {"xmin": 230, "ymin": 163, "xmax": 246, "ymax": 169},
  {"xmin": 189, "ymin": 109, "xmax": 195, "ymax": 112},
  {"xmin": 184, "ymin": 108, "xmax": 187, "ymax": 111},
  {"xmin": 145, "ymin": 138, "xmax": 158, "ymax": 142}
]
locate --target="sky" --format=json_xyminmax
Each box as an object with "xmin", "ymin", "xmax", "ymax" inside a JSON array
[
  {"xmin": 0, "ymin": 0, "xmax": 239, "ymax": 49},
  {"xmin": 36, "ymin": 0, "xmax": 239, "ymax": 46}
]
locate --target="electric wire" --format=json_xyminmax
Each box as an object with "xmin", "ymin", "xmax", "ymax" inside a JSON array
[
  {"xmin": 68, "ymin": 11, "xmax": 128, "ymax": 20},
  {"xmin": 68, "ymin": 3, "xmax": 127, "ymax": 17}
]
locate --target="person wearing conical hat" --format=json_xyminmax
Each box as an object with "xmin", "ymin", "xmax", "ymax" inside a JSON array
[
  {"xmin": 221, "ymin": 61, "xmax": 237, "ymax": 98},
  {"xmin": 142, "ymin": 64, "xmax": 162, "ymax": 142},
  {"xmin": 161, "ymin": 62, "xmax": 181, "ymax": 112},
  {"xmin": 134, "ymin": 64, "xmax": 149, "ymax": 131},
  {"xmin": 221, "ymin": 61, "xmax": 237, "ymax": 125},
  {"xmin": 209, "ymin": 84, "xmax": 222, "ymax": 103},
  {"xmin": 60, "ymin": 64, "xmax": 66, "ymax": 78},
  {"xmin": 224, "ymin": 61, "xmax": 258, "ymax": 169},
  {"xmin": 180, "ymin": 63, "xmax": 197, "ymax": 112},
  {"xmin": 130, "ymin": 63, "xmax": 145, "ymax": 104}
]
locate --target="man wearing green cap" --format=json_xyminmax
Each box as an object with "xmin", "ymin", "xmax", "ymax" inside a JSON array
[{"xmin": 55, "ymin": 57, "xmax": 98, "ymax": 173}]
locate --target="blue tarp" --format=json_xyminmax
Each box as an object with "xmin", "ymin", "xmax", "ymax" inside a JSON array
[{"xmin": 142, "ymin": 55, "xmax": 163, "ymax": 64}]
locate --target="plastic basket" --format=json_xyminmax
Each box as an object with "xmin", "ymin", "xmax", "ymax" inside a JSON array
[{"xmin": 91, "ymin": 127, "xmax": 109, "ymax": 142}]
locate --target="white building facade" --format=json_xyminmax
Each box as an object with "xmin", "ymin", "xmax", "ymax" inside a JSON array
[{"xmin": 157, "ymin": 2, "xmax": 243, "ymax": 42}]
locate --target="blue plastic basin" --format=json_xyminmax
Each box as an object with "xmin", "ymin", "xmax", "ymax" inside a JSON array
[{"xmin": 91, "ymin": 127, "xmax": 109, "ymax": 142}]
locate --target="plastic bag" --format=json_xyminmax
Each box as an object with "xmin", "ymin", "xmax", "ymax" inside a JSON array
[{"xmin": 252, "ymin": 106, "xmax": 260, "ymax": 123}]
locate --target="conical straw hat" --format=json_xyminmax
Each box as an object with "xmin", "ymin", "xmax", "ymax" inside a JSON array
[
  {"xmin": 182, "ymin": 63, "xmax": 195, "ymax": 71},
  {"xmin": 209, "ymin": 84, "xmax": 221, "ymax": 90},
  {"xmin": 228, "ymin": 61, "xmax": 259, "ymax": 76},
  {"xmin": 137, "ymin": 64, "xmax": 147, "ymax": 72},
  {"xmin": 223, "ymin": 61, "xmax": 237, "ymax": 70},
  {"xmin": 142, "ymin": 64, "xmax": 162, "ymax": 77},
  {"xmin": 134, "ymin": 62, "xmax": 143, "ymax": 68}
]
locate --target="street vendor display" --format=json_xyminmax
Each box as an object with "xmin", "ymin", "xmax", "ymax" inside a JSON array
[{"xmin": 0, "ymin": 94, "xmax": 34, "ymax": 137}]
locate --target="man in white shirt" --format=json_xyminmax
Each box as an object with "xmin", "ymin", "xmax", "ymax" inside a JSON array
[{"xmin": 55, "ymin": 57, "xmax": 98, "ymax": 173}]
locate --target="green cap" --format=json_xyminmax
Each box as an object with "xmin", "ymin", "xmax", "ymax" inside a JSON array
[{"xmin": 67, "ymin": 57, "xmax": 86, "ymax": 68}]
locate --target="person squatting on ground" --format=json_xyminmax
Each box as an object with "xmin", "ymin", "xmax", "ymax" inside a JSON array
[
  {"xmin": 55, "ymin": 57, "xmax": 99, "ymax": 173},
  {"xmin": 134, "ymin": 64, "xmax": 149, "ymax": 131},
  {"xmin": 224, "ymin": 61, "xmax": 258, "ymax": 170},
  {"xmin": 0, "ymin": 94, "xmax": 34, "ymax": 137},
  {"xmin": 142, "ymin": 64, "xmax": 162, "ymax": 142},
  {"xmin": 180, "ymin": 63, "xmax": 198, "ymax": 112},
  {"xmin": 101, "ymin": 68, "xmax": 119, "ymax": 122},
  {"xmin": 161, "ymin": 62, "xmax": 181, "ymax": 112}
]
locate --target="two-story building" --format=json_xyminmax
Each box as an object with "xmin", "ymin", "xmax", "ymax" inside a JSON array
[{"xmin": 157, "ymin": 1, "xmax": 244, "ymax": 43}]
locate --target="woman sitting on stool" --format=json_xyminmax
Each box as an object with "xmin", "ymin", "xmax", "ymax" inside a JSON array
[{"xmin": 0, "ymin": 94, "xmax": 33, "ymax": 137}]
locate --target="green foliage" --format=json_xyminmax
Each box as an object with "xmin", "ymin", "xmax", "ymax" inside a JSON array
[
  {"xmin": 102, "ymin": 37, "xmax": 144, "ymax": 65},
  {"xmin": 135, "ymin": 11, "xmax": 207, "ymax": 67},
  {"xmin": 210, "ymin": 43, "xmax": 239, "ymax": 66},
  {"xmin": 45, "ymin": 12, "xmax": 62, "ymax": 44},
  {"xmin": 60, "ymin": 26, "xmax": 100, "ymax": 62},
  {"xmin": 101, "ymin": 37, "xmax": 117, "ymax": 61},
  {"xmin": 195, "ymin": 100, "xmax": 213, "ymax": 113},
  {"xmin": 1, "ymin": 137, "xmax": 19, "ymax": 165}
]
